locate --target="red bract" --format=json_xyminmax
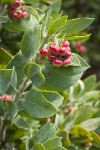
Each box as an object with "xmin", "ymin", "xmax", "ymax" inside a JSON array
[
  {"xmin": 13, "ymin": 0, "xmax": 21, "ymax": 7},
  {"xmin": 49, "ymin": 45, "xmax": 59, "ymax": 54},
  {"xmin": 40, "ymin": 49, "xmax": 49, "ymax": 55},
  {"xmin": 63, "ymin": 58, "xmax": 71, "ymax": 67},
  {"xmin": 62, "ymin": 40, "xmax": 70, "ymax": 47},
  {"xmin": 53, "ymin": 59, "xmax": 63, "ymax": 67}
]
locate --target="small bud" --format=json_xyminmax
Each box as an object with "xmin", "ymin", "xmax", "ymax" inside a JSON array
[
  {"xmin": 63, "ymin": 58, "xmax": 71, "ymax": 67},
  {"xmin": 40, "ymin": 49, "xmax": 49, "ymax": 55},
  {"xmin": 5, "ymin": 95, "xmax": 12, "ymax": 100},
  {"xmin": 13, "ymin": 0, "xmax": 21, "ymax": 7},
  {"xmin": 49, "ymin": 45, "xmax": 59, "ymax": 54},
  {"xmin": 7, "ymin": 5, "xmax": 16, "ymax": 12},
  {"xmin": 49, "ymin": 55, "xmax": 56, "ymax": 60},
  {"xmin": 1, "ymin": 95, "xmax": 12, "ymax": 101},
  {"xmin": 62, "ymin": 40, "xmax": 70, "ymax": 47},
  {"xmin": 85, "ymin": 142, "xmax": 93, "ymax": 147},
  {"xmin": 10, "ymin": 12, "xmax": 21, "ymax": 19},
  {"xmin": 68, "ymin": 106, "xmax": 73, "ymax": 113},
  {"xmin": 58, "ymin": 47, "xmax": 67, "ymax": 55},
  {"xmin": 20, "ymin": 7, "xmax": 26, "ymax": 12},
  {"xmin": 65, "ymin": 50, "xmax": 72, "ymax": 58},
  {"xmin": 53, "ymin": 59, "xmax": 63, "ymax": 67},
  {"xmin": 75, "ymin": 43, "xmax": 85, "ymax": 53},
  {"xmin": 21, "ymin": 11, "xmax": 29, "ymax": 18}
]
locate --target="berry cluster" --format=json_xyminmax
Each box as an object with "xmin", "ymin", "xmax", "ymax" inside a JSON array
[
  {"xmin": 0, "ymin": 95, "xmax": 12, "ymax": 101},
  {"xmin": 7, "ymin": 0, "xmax": 28, "ymax": 19},
  {"xmin": 39, "ymin": 40, "xmax": 72, "ymax": 67},
  {"xmin": 75, "ymin": 43, "xmax": 85, "ymax": 54}
]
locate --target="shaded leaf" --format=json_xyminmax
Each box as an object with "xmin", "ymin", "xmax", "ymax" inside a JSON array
[
  {"xmin": 21, "ymin": 15, "xmax": 41, "ymax": 59},
  {"xmin": 33, "ymin": 123, "xmax": 56, "ymax": 144},
  {"xmin": 22, "ymin": 89, "xmax": 58, "ymax": 118}
]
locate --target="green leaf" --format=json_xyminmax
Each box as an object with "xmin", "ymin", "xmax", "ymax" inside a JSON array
[
  {"xmin": 21, "ymin": 15, "xmax": 41, "ymax": 59},
  {"xmin": 48, "ymin": 16, "xmax": 67, "ymax": 35},
  {"xmin": 24, "ymin": 6, "xmax": 39, "ymax": 20},
  {"xmin": 33, "ymin": 123, "xmax": 56, "ymax": 144},
  {"xmin": 13, "ymin": 115, "xmax": 30, "ymax": 130},
  {"xmin": 71, "ymin": 125, "xmax": 91, "ymax": 137},
  {"xmin": 7, "ymin": 51, "xmax": 28, "ymax": 87},
  {"xmin": 0, "ymin": 100, "xmax": 5, "ymax": 116},
  {"xmin": 33, "ymin": 143, "xmax": 46, "ymax": 150},
  {"xmin": 40, "ymin": 54, "xmax": 89, "ymax": 91},
  {"xmin": 90, "ymin": 131, "xmax": 100, "ymax": 148},
  {"xmin": 1, "ymin": 0, "xmax": 14, "ymax": 3},
  {"xmin": 42, "ymin": 8, "xmax": 52, "ymax": 35},
  {"xmin": 0, "ymin": 16, "xmax": 9, "ymax": 24},
  {"xmin": 75, "ymin": 105, "xmax": 92, "ymax": 124},
  {"xmin": 0, "ymin": 69, "xmax": 12, "ymax": 94},
  {"xmin": 3, "ymin": 100, "xmax": 18, "ymax": 121},
  {"xmin": 83, "ymin": 75, "xmax": 96, "ymax": 92},
  {"xmin": 24, "ymin": 63, "xmax": 45, "ymax": 87},
  {"xmin": 61, "ymin": 109, "xmax": 78, "ymax": 130},
  {"xmin": 76, "ymin": 90, "xmax": 100, "ymax": 104},
  {"xmin": 57, "ymin": 130, "xmax": 71, "ymax": 147},
  {"xmin": 80, "ymin": 118, "xmax": 100, "ymax": 131},
  {"xmin": 22, "ymin": 89, "xmax": 58, "ymax": 118},
  {"xmin": 70, "ymin": 53, "xmax": 81, "ymax": 66},
  {"xmin": 3, "ymin": 8, "xmax": 39, "ymax": 32},
  {"xmin": 0, "ymin": 48, "xmax": 12, "ymax": 69},
  {"xmin": 53, "ymin": 146, "xmax": 67, "ymax": 150},
  {"xmin": 44, "ymin": 137, "xmax": 62, "ymax": 150},
  {"xmin": 41, "ymin": 91, "xmax": 63, "ymax": 108},
  {"xmin": 64, "ymin": 34, "xmax": 91, "ymax": 41},
  {"xmin": 61, "ymin": 18, "xmax": 94, "ymax": 36}
]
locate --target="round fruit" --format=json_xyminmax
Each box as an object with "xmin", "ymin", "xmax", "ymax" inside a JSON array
[
  {"xmin": 13, "ymin": 0, "xmax": 21, "ymax": 7},
  {"xmin": 63, "ymin": 58, "xmax": 71, "ymax": 67},
  {"xmin": 62, "ymin": 40, "xmax": 70, "ymax": 47},
  {"xmin": 58, "ymin": 47, "xmax": 67, "ymax": 55},
  {"xmin": 53, "ymin": 59, "xmax": 63, "ymax": 67},
  {"xmin": 49, "ymin": 45, "xmax": 59, "ymax": 54},
  {"xmin": 40, "ymin": 49, "xmax": 49, "ymax": 55}
]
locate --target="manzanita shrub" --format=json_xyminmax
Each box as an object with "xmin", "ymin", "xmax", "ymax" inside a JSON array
[{"xmin": 0, "ymin": 0, "xmax": 100, "ymax": 150}]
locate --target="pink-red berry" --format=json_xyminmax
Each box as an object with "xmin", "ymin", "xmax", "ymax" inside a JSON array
[
  {"xmin": 7, "ymin": 5, "xmax": 16, "ymax": 12},
  {"xmin": 20, "ymin": 7, "xmax": 26, "ymax": 12},
  {"xmin": 13, "ymin": 0, "xmax": 21, "ymax": 7},
  {"xmin": 63, "ymin": 58, "xmax": 71, "ymax": 67},
  {"xmin": 21, "ymin": 11, "xmax": 28, "ymax": 18},
  {"xmin": 65, "ymin": 50, "xmax": 72, "ymax": 58},
  {"xmin": 40, "ymin": 49, "xmax": 49, "ymax": 55},
  {"xmin": 49, "ymin": 45, "xmax": 59, "ymax": 54},
  {"xmin": 68, "ymin": 106, "xmax": 73, "ymax": 113},
  {"xmin": 62, "ymin": 40, "xmax": 70, "ymax": 47},
  {"xmin": 10, "ymin": 12, "xmax": 21, "ymax": 19},
  {"xmin": 75, "ymin": 43, "xmax": 85, "ymax": 53},
  {"xmin": 0, "ymin": 95, "xmax": 12, "ymax": 101},
  {"xmin": 58, "ymin": 47, "xmax": 67, "ymax": 55},
  {"xmin": 49, "ymin": 55, "xmax": 56, "ymax": 60},
  {"xmin": 53, "ymin": 59, "xmax": 63, "ymax": 67},
  {"xmin": 85, "ymin": 142, "xmax": 93, "ymax": 147}
]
